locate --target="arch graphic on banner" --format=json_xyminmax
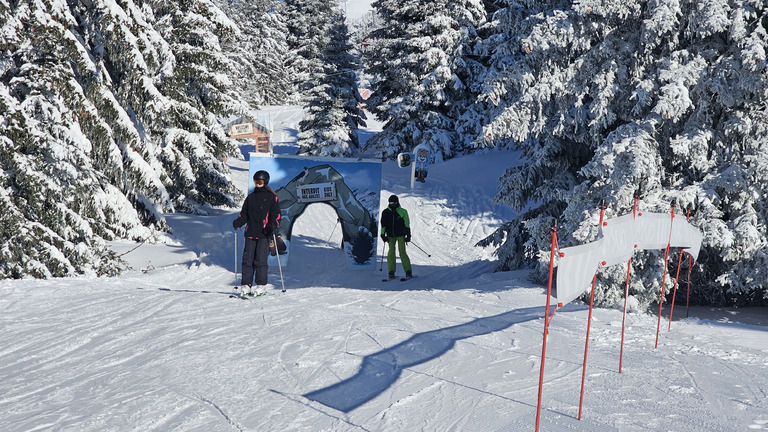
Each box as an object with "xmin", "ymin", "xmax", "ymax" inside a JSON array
[{"xmin": 274, "ymin": 164, "xmax": 377, "ymax": 265}]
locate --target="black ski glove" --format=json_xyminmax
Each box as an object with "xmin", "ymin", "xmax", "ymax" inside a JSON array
[
  {"xmin": 233, "ymin": 218, "xmax": 244, "ymax": 229},
  {"xmin": 404, "ymin": 228, "xmax": 411, "ymax": 243},
  {"xmin": 381, "ymin": 233, "xmax": 388, "ymax": 242}
]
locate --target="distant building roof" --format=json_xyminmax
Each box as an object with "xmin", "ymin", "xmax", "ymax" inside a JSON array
[{"xmin": 224, "ymin": 116, "xmax": 269, "ymax": 133}]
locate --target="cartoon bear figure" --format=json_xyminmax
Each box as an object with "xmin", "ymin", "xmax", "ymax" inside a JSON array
[{"xmin": 414, "ymin": 147, "xmax": 434, "ymax": 182}]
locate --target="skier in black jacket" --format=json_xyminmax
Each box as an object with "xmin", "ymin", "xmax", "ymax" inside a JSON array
[
  {"xmin": 380, "ymin": 194, "xmax": 412, "ymax": 280},
  {"xmin": 233, "ymin": 170, "xmax": 281, "ymax": 297}
]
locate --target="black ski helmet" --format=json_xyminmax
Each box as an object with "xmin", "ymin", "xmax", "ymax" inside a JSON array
[
  {"xmin": 388, "ymin": 195, "xmax": 399, "ymax": 207},
  {"xmin": 253, "ymin": 170, "xmax": 270, "ymax": 185}
]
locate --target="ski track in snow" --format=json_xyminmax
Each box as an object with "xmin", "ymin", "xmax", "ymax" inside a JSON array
[{"xmin": 1, "ymin": 107, "xmax": 768, "ymax": 431}]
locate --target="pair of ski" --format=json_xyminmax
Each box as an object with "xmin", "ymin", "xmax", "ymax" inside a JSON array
[
  {"xmin": 229, "ymin": 293, "xmax": 269, "ymax": 300},
  {"xmin": 382, "ymin": 275, "xmax": 415, "ymax": 282},
  {"xmin": 229, "ymin": 287, "xmax": 269, "ymax": 300}
]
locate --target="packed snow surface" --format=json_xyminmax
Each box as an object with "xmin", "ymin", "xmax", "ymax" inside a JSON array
[{"xmin": 1, "ymin": 106, "xmax": 767, "ymax": 431}]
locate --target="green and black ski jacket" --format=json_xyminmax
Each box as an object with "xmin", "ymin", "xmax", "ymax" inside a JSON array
[{"xmin": 380, "ymin": 206, "xmax": 410, "ymax": 238}]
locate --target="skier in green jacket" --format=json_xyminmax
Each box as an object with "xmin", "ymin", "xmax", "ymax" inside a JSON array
[{"xmin": 380, "ymin": 195, "xmax": 413, "ymax": 280}]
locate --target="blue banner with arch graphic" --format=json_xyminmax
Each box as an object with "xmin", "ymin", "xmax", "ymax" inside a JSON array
[{"xmin": 249, "ymin": 154, "xmax": 382, "ymax": 270}]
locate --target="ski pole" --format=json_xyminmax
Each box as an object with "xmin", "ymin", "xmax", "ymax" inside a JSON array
[
  {"xmin": 408, "ymin": 240, "xmax": 431, "ymax": 257},
  {"xmin": 326, "ymin": 218, "xmax": 340, "ymax": 247},
  {"xmin": 273, "ymin": 233, "xmax": 286, "ymax": 292},
  {"xmin": 379, "ymin": 238, "xmax": 387, "ymax": 271},
  {"xmin": 234, "ymin": 228, "xmax": 239, "ymax": 287}
]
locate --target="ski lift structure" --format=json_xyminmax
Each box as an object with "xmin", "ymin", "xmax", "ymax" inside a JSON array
[{"xmin": 227, "ymin": 115, "xmax": 272, "ymax": 154}]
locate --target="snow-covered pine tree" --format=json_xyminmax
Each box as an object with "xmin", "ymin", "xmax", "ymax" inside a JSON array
[
  {"xmin": 297, "ymin": 12, "xmax": 366, "ymax": 157},
  {"xmin": 150, "ymin": 0, "xmax": 244, "ymax": 211},
  {"xmin": 0, "ymin": 0, "xmax": 168, "ymax": 278},
  {"xmin": 460, "ymin": 1, "xmax": 520, "ymax": 151},
  {"xmin": 280, "ymin": 0, "xmax": 336, "ymax": 101},
  {"xmin": 363, "ymin": 0, "xmax": 486, "ymax": 160},
  {"xmin": 0, "ymin": 0, "xmax": 247, "ymax": 279},
  {"xmin": 250, "ymin": 7, "xmax": 291, "ymax": 105},
  {"xmin": 75, "ymin": 0, "xmax": 245, "ymax": 213},
  {"xmin": 477, "ymin": 0, "xmax": 768, "ymax": 307},
  {"xmin": 217, "ymin": 0, "xmax": 291, "ymax": 106}
]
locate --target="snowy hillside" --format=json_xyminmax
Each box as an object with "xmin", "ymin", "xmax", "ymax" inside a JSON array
[{"xmin": 1, "ymin": 107, "xmax": 767, "ymax": 431}]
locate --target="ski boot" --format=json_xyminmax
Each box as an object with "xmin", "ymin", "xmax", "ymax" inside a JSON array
[{"xmin": 240, "ymin": 284, "xmax": 253, "ymax": 298}]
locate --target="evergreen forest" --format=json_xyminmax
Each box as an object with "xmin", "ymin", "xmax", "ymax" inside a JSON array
[{"xmin": 1, "ymin": 0, "xmax": 766, "ymax": 307}]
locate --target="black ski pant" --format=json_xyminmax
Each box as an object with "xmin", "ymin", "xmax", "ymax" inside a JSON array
[{"xmin": 241, "ymin": 237, "xmax": 270, "ymax": 286}]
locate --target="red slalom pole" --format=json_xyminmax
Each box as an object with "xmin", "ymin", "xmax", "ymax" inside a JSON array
[
  {"xmin": 578, "ymin": 204, "xmax": 605, "ymax": 420},
  {"xmin": 578, "ymin": 273, "xmax": 598, "ymax": 420},
  {"xmin": 668, "ymin": 207, "xmax": 691, "ymax": 331},
  {"xmin": 667, "ymin": 250, "xmax": 684, "ymax": 331},
  {"xmin": 535, "ymin": 226, "xmax": 559, "ymax": 432},
  {"xmin": 619, "ymin": 258, "xmax": 632, "ymax": 373},
  {"xmin": 655, "ymin": 202, "xmax": 675, "ymax": 349},
  {"xmin": 686, "ymin": 255, "xmax": 693, "ymax": 318},
  {"xmin": 619, "ymin": 196, "xmax": 639, "ymax": 373}
]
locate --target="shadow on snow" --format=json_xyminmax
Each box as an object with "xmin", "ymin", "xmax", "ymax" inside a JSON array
[{"xmin": 303, "ymin": 306, "xmax": 541, "ymax": 412}]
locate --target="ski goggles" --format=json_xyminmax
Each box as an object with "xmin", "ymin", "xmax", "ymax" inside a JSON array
[{"xmin": 254, "ymin": 179, "xmax": 265, "ymax": 186}]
